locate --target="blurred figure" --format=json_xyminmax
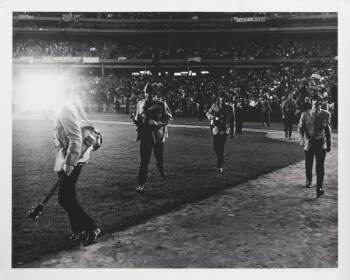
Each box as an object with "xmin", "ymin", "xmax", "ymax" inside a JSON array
[
  {"xmin": 330, "ymin": 83, "xmax": 338, "ymax": 130},
  {"xmin": 321, "ymin": 97, "xmax": 330, "ymax": 111},
  {"xmin": 53, "ymin": 82, "xmax": 102, "ymax": 245},
  {"xmin": 298, "ymin": 93, "xmax": 331, "ymax": 198},
  {"xmin": 281, "ymin": 93, "xmax": 297, "ymax": 139},
  {"xmin": 133, "ymin": 83, "xmax": 173, "ymax": 194},
  {"xmin": 300, "ymin": 96, "xmax": 312, "ymax": 113},
  {"xmin": 235, "ymin": 98, "xmax": 246, "ymax": 134},
  {"xmin": 206, "ymin": 93, "xmax": 235, "ymax": 174},
  {"xmin": 258, "ymin": 96, "xmax": 272, "ymax": 127}
]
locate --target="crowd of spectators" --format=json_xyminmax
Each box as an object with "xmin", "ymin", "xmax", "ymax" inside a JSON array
[
  {"xmin": 13, "ymin": 37, "xmax": 336, "ymax": 60},
  {"xmin": 13, "ymin": 12, "xmax": 336, "ymax": 32},
  {"xmin": 14, "ymin": 12, "xmax": 330, "ymax": 20},
  {"xmin": 68, "ymin": 61, "xmax": 337, "ymax": 124},
  {"xmin": 13, "ymin": 38, "xmax": 152, "ymax": 58}
]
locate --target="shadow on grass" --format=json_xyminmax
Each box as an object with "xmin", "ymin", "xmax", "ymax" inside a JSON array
[{"xmin": 12, "ymin": 121, "xmax": 305, "ymax": 266}]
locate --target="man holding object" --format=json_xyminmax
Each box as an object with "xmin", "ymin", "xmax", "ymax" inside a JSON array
[
  {"xmin": 53, "ymin": 85, "xmax": 101, "ymax": 245},
  {"xmin": 133, "ymin": 83, "xmax": 172, "ymax": 194},
  {"xmin": 206, "ymin": 93, "xmax": 234, "ymax": 174},
  {"xmin": 298, "ymin": 93, "xmax": 332, "ymax": 197}
]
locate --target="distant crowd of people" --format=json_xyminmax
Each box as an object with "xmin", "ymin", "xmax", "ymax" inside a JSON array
[
  {"xmin": 13, "ymin": 12, "xmax": 275, "ymax": 20},
  {"xmin": 13, "ymin": 37, "xmax": 336, "ymax": 60},
  {"xmin": 64, "ymin": 61, "xmax": 337, "ymax": 130}
]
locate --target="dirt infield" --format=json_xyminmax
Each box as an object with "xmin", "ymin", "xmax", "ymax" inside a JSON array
[{"xmin": 21, "ymin": 130, "xmax": 337, "ymax": 268}]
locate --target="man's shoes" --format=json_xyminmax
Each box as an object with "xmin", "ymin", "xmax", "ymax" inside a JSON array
[
  {"xmin": 136, "ymin": 184, "xmax": 145, "ymax": 194},
  {"xmin": 217, "ymin": 168, "xmax": 223, "ymax": 174},
  {"xmin": 305, "ymin": 182, "xmax": 312, "ymax": 188},
  {"xmin": 69, "ymin": 231, "xmax": 86, "ymax": 242},
  {"xmin": 316, "ymin": 187, "xmax": 324, "ymax": 198},
  {"xmin": 82, "ymin": 227, "xmax": 102, "ymax": 246}
]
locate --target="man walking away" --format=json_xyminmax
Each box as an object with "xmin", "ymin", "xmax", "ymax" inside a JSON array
[{"xmin": 282, "ymin": 93, "xmax": 297, "ymax": 139}]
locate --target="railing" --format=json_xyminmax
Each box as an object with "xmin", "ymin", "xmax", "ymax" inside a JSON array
[
  {"xmin": 13, "ymin": 25, "xmax": 337, "ymax": 35},
  {"xmin": 12, "ymin": 13, "xmax": 337, "ymax": 23}
]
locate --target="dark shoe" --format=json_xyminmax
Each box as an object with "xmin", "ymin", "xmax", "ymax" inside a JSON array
[
  {"xmin": 136, "ymin": 184, "xmax": 145, "ymax": 194},
  {"xmin": 83, "ymin": 227, "xmax": 102, "ymax": 246},
  {"xmin": 69, "ymin": 231, "xmax": 86, "ymax": 242},
  {"xmin": 305, "ymin": 182, "xmax": 312, "ymax": 188},
  {"xmin": 217, "ymin": 168, "xmax": 223, "ymax": 174},
  {"xmin": 316, "ymin": 187, "xmax": 324, "ymax": 198}
]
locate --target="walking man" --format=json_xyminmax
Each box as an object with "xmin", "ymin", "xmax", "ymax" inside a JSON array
[
  {"xmin": 259, "ymin": 96, "xmax": 272, "ymax": 127},
  {"xmin": 282, "ymin": 93, "xmax": 297, "ymax": 139},
  {"xmin": 206, "ymin": 93, "xmax": 235, "ymax": 174},
  {"xmin": 298, "ymin": 93, "xmax": 332, "ymax": 197},
  {"xmin": 133, "ymin": 83, "xmax": 172, "ymax": 193},
  {"xmin": 53, "ymin": 85, "xmax": 102, "ymax": 245}
]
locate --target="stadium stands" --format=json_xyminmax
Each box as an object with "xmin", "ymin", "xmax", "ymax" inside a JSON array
[{"xmin": 12, "ymin": 12, "xmax": 337, "ymax": 123}]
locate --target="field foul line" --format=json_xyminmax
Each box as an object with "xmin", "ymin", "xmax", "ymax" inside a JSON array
[{"xmin": 91, "ymin": 119, "xmax": 269, "ymax": 133}]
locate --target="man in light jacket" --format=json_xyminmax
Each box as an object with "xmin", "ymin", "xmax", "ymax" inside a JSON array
[
  {"xmin": 53, "ymin": 86, "xmax": 101, "ymax": 245},
  {"xmin": 298, "ymin": 93, "xmax": 331, "ymax": 197}
]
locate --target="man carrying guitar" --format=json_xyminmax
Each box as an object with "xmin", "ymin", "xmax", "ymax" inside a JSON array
[
  {"xmin": 53, "ymin": 83, "xmax": 102, "ymax": 245},
  {"xmin": 132, "ymin": 83, "xmax": 172, "ymax": 194},
  {"xmin": 206, "ymin": 92, "xmax": 235, "ymax": 174}
]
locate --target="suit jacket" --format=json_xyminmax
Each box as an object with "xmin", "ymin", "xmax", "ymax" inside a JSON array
[
  {"xmin": 298, "ymin": 108, "xmax": 332, "ymax": 151},
  {"xmin": 206, "ymin": 102, "xmax": 234, "ymax": 135},
  {"xmin": 282, "ymin": 99, "xmax": 297, "ymax": 116},
  {"xmin": 134, "ymin": 99, "xmax": 173, "ymax": 144},
  {"xmin": 53, "ymin": 97, "xmax": 92, "ymax": 172}
]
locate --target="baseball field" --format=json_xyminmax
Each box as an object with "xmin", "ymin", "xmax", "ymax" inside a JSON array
[{"xmin": 12, "ymin": 114, "xmax": 305, "ymax": 266}]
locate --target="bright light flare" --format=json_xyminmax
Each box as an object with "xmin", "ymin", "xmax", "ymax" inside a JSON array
[{"xmin": 14, "ymin": 71, "xmax": 67, "ymax": 113}]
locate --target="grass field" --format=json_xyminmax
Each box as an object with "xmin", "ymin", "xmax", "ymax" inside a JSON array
[{"xmin": 12, "ymin": 116, "xmax": 304, "ymax": 266}]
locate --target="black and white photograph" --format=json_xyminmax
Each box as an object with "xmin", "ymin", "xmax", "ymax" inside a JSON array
[{"xmin": 1, "ymin": 0, "xmax": 350, "ymax": 279}]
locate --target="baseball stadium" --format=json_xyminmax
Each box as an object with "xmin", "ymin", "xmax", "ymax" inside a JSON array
[{"xmin": 11, "ymin": 11, "xmax": 338, "ymax": 268}]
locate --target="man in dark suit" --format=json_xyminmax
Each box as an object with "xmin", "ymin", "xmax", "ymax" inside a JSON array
[
  {"xmin": 206, "ymin": 93, "xmax": 235, "ymax": 174},
  {"xmin": 133, "ymin": 83, "xmax": 173, "ymax": 193},
  {"xmin": 298, "ymin": 93, "xmax": 332, "ymax": 197},
  {"xmin": 258, "ymin": 96, "xmax": 272, "ymax": 127},
  {"xmin": 282, "ymin": 93, "xmax": 297, "ymax": 139}
]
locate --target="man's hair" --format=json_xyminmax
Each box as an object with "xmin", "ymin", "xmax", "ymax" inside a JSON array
[
  {"xmin": 144, "ymin": 82, "xmax": 157, "ymax": 96},
  {"xmin": 311, "ymin": 93, "xmax": 323, "ymax": 102}
]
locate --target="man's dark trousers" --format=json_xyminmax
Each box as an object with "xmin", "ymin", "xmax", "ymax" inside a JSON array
[
  {"xmin": 213, "ymin": 133, "xmax": 228, "ymax": 168},
  {"xmin": 284, "ymin": 112, "xmax": 294, "ymax": 138},
  {"xmin": 58, "ymin": 165, "xmax": 96, "ymax": 234},
  {"xmin": 304, "ymin": 141, "xmax": 327, "ymax": 187},
  {"xmin": 138, "ymin": 132, "xmax": 164, "ymax": 185}
]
